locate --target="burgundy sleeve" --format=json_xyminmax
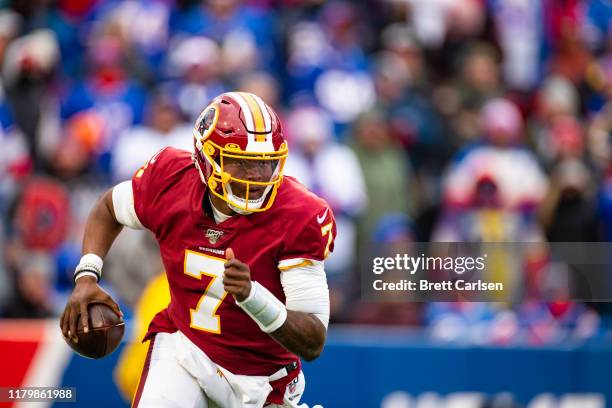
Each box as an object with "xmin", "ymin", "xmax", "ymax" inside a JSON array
[
  {"xmin": 131, "ymin": 147, "xmax": 170, "ymax": 231},
  {"xmin": 280, "ymin": 207, "xmax": 337, "ymax": 263}
]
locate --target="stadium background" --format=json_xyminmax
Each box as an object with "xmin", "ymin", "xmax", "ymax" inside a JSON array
[{"xmin": 1, "ymin": 0, "xmax": 612, "ymax": 406}]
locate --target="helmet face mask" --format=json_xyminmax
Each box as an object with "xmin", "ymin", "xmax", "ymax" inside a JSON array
[{"xmin": 192, "ymin": 92, "xmax": 288, "ymax": 213}]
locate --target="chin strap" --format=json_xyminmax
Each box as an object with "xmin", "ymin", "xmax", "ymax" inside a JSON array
[{"xmin": 192, "ymin": 152, "xmax": 207, "ymax": 184}]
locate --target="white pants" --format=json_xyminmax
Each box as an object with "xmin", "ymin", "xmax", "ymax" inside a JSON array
[{"xmin": 133, "ymin": 331, "xmax": 305, "ymax": 408}]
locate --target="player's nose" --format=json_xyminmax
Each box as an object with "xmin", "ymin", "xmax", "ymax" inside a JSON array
[{"xmin": 243, "ymin": 165, "xmax": 266, "ymax": 182}]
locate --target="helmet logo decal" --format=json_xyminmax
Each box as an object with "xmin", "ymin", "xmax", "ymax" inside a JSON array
[{"xmin": 197, "ymin": 104, "xmax": 219, "ymax": 141}]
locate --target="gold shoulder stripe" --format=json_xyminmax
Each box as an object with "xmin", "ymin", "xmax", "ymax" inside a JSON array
[{"xmin": 278, "ymin": 259, "xmax": 313, "ymax": 271}]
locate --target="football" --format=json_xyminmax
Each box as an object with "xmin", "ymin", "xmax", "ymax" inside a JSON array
[{"xmin": 64, "ymin": 303, "xmax": 125, "ymax": 359}]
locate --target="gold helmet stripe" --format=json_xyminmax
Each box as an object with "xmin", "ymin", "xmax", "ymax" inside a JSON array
[
  {"xmin": 240, "ymin": 92, "xmax": 267, "ymax": 134},
  {"xmin": 251, "ymin": 92, "xmax": 272, "ymax": 134}
]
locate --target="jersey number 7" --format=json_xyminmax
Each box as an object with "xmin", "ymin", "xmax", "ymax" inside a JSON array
[{"xmin": 184, "ymin": 250, "xmax": 228, "ymax": 334}]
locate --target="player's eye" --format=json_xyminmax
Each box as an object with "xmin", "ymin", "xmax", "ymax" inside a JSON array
[{"xmin": 257, "ymin": 160, "xmax": 278, "ymax": 171}]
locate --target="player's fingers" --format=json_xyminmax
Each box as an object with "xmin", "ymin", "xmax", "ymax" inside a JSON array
[
  {"xmin": 223, "ymin": 273, "xmax": 250, "ymax": 288},
  {"xmin": 223, "ymin": 281, "xmax": 251, "ymax": 301},
  {"xmin": 222, "ymin": 279, "xmax": 237, "ymax": 289},
  {"xmin": 225, "ymin": 247, "xmax": 235, "ymax": 261},
  {"xmin": 223, "ymin": 266, "xmax": 239, "ymax": 278},
  {"xmin": 102, "ymin": 296, "xmax": 123, "ymax": 319},
  {"xmin": 68, "ymin": 305, "xmax": 79, "ymax": 343},
  {"xmin": 224, "ymin": 259, "xmax": 249, "ymax": 270},
  {"xmin": 222, "ymin": 274, "xmax": 237, "ymax": 287},
  {"xmin": 79, "ymin": 303, "xmax": 89, "ymax": 334},
  {"xmin": 62, "ymin": 304, "xmax": 73, "ymax": 339},
  {"xmin": 223, "ymin": 282, "xmax": 242, "ymax": 295},
  {"xmin": 222, "ymin": 273, "xmax": 242, "ymax": 286},
  {"xmin": 60, "ymin": 308, "xmax": 68, "ymax": 338},
  {"xmin": 224, "ymin": 264, "xmax": 249, "ymax": 278},
  {"xmin": 222, "ymin": 271, "xmax": 248, "ymax": 286}
]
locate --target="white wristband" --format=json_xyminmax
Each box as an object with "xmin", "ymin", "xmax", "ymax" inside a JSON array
[
  {"xmin": 74, "ymin": 271, "xmax": 99, "ymax": 282},
  {"xmin": 236, "ymin": 281, "xmax": 287, "ymax": 333},
  {"xmin": 74, "ymin": 253, "xmax": 104, "ymax": 282}
]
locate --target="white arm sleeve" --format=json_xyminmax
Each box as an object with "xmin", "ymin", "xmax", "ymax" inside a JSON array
[
  {"xmin": 112, "ymin": 181, "xmax": 144, "ymax": 229},
  {"xmin": 280, "ymin": 260, "xmax": 330, "ymax": 329}
]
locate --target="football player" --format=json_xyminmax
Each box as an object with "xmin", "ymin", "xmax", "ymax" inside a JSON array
[{"xmin": 60, "ymin": 92, "xmax": 335, "ymax": 408}]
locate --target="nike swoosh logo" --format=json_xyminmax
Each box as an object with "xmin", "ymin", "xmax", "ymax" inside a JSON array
[{"xmin": 317, "ymin": 208, "xmax": 329, "ymax": 224}]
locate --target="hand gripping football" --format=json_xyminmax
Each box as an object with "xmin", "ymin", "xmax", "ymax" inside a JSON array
[{"xmin": 64, "ymin": 303, "xmax": 125, "ymax": 359}]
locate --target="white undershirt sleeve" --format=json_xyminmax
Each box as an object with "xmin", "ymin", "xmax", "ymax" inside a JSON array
[
  {"xmin": 112, "ymin": 181, "xmax": 145, "ymax": 229},
  {"xmin": 280, "ymin": 260, "xmax": 330, "ymax": 329}
]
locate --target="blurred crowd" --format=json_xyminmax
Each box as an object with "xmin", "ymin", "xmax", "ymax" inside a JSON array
[{"xmin": 1, "ymin": 0, "xmax": 612, "ymax": 345}]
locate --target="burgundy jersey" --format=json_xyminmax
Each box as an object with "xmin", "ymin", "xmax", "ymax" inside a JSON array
[{"xmin": 132, "ymin": 147, "xmax": 336, "ymax": 402}]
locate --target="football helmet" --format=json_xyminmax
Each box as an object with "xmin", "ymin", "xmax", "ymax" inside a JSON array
[{"xmin": 192, "ymin": 92, "xmax": 288, "ymax": 213}]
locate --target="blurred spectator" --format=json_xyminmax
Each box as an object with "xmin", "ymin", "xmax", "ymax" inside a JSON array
[
  {"xmin": 317, "ymin": 1, "xmax": 372, "ymax": 69},
  {"xmin": 3, "ymin": 176, "xmax": 70, "ymax": 317},
  {"xmin": 589, "ymin": 100, "xmax": 612, "ymax": 170},
  {"xmin": 169, "ymin": 0, "xmax": 277, "ymax": 73},
  {"xmin": 101, "ymin": 1, "xmax": 171, "ymax": 83},
  {"xmin": 548, "ymin": 19, "xmax": 594, "ymax": 87},
  {"xmin": 436, "ymin": 99, "xmax": 548, "ymax": 304},
  {"xmin": 488, "ymin": 0, "xmax": 544, "ymax": 91},
  {"xmin": 584, "ymin": 40, "xmax": 612, "ymax": 115},
  {"xmin": 10, "ymin": 177, "xmax": 71, "ymax": 253},
  {"xmin": 286, "ymin": 3, "xmax": 376, "ymax": 128},
  {"xmin": 3, "ymin": 28, "xmax": 60, "ymax": 168},
  {"xmin": 111, "ymin": 89, "xmax": 192, "ymax": 182},
  {"xmin": 51, "ymin": 111, "xmax": 105, "ymax": 179},
  {"xmin": 0, "ymin": 10, "xmax": 21, "ymax": 68},
  {"xmin": 595, "ymin": 102, "xmax": 612, "ymax": 242},
  {"xmin": 583, "ymin": 0, "xmax": 612, "ymax": 52},
  {"xmin": 406, "ymin": 0, "xmax": 485, "ymax": 49},
  {"xmin": 164, "ymin": 35, "xmax": 225, "ymax": 121},
  {"xmin": 0, "ymin": 116, "xmax": 31, "ymax": 209},
  {"xmin": 450, "ymin": 43, "xmax": 504, "ymax": 143},
  {"xmin": 60, "ymin": 23, "xmax": 148, "ymax": 158},
  {"xmin": 3, "ymin": 252, "xmax": 56, "ymax": 318},
  {"xmin": 284, "ymin": 106, "xmax": 367, "ymax": 319},
  {"xmin": 530, "ymin": 75, "xmax": 581, "ymax": 165},
  {"xmin": 373, "ymin": 45, "xmax": 444, "ymax": 153},
  {"xmin": 285, "ymin": 21, "xmax": 330, "ymax": 97},
  {"xmin": 378, "ymin": 24, "xmax": 425, "ymax": 94},
  {"xmin": 350, "ymin": 109, "xmax": 417, "ymax": 252},
  {"xmin": 444, "ymin": 98, "xmax": 548, "ymax": 210},
  {"xmin": 374, "ymin": 28, "xmax": 450, "ymax": 208},
  {"xmin": 433, "ymin": 175, "xmax": 547, "ymax": 305},
  {"xmin": 541, "ymin": 159, "xmax": 599, "ymax": 242}
]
